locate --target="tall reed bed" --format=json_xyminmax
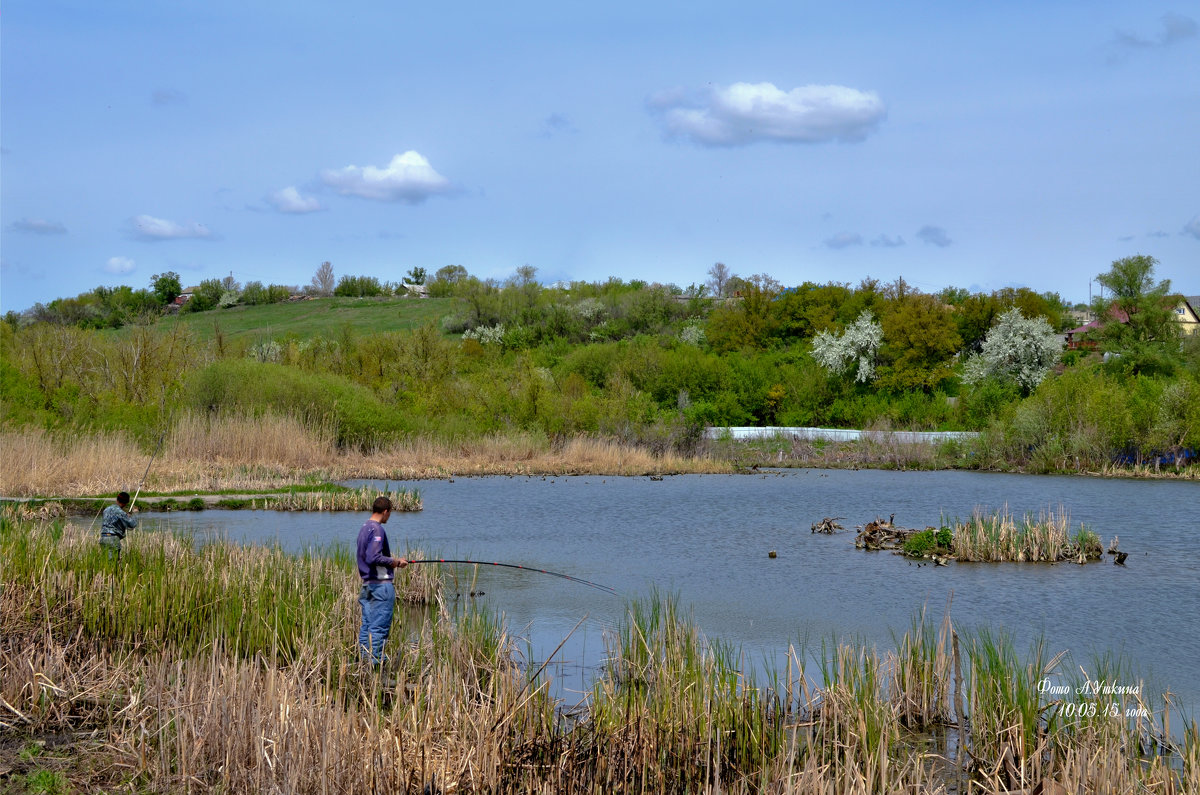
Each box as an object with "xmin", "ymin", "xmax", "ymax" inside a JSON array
[
  {"xmin": 0, "ymin": 425, "xmax": 730, "ymax": 499},
  {"xmin": 168, "ymin": 409, "xmax": 339, "ymax": 469},
  {"xmin": 0, "ymin": 427, "xmax": 149, "ymax": 497},
  {"xmin": 0, "ymin": 517, "xmax": 433, "ymax": 664},
  {"xmin": 950, "ymin": 505, "xmax": 1102, "ymax": 563},
  {"xmin": 217, "ymin": 484, "xmax": 422, "ymax": 512},
  {"xmin": 2, "ymin": 517, "xmax": 1197, "ymax": 793}
]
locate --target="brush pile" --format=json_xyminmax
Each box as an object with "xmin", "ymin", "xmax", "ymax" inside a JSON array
[
  {"xmin": 810, "ymin": 516, "xmax": 845, "ymax": 534},
  {"xmin": 854, "ymin": 514, "xmax": 923, "ymax": 550}
]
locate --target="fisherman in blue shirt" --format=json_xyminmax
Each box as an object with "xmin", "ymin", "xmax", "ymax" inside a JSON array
[
  {"xmin": 356, "ymin": 496, "xmax": 408, "ymax": 665},
  {"xmin": 99, "ymin": 491, "xmax": 138, "ymax": 560}
]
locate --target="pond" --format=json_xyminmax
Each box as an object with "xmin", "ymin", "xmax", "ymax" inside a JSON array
[{"xmin": 98, "ymin": 469, "xmax": 1200, "ymax": 717}]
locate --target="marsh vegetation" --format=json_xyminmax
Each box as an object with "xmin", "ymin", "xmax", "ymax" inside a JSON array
[{"xmin": 2, "ymin": 518, "xmax": 1196, "ymax": 793}]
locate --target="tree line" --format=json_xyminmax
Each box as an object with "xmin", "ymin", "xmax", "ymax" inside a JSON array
[{"xmin": 2, "ymin": 255, "xmax": 1196, "ymax": 471}]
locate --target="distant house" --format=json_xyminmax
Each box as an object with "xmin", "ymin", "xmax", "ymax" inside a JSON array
[
  {"xmin": 1174, "ymin": 296, "xmax": 1200, "ymax": 336},
  {"xmin": 1064, "ymin": 295, "xmax": 1198, "ymax": 348},
  {"xmin": 1064, "ymin": 307, "xmax": 1128, "ymax": 350},
  {"xmin": 176, "ymin": 286, "xmax": 198, "ymax": 305},
  {"xmin": 400, "ymin": 282, "xmax": 428, "ymax": 297}
]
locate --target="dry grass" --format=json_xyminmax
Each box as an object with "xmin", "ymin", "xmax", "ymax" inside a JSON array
[
  {"xmin": 2, "ymin": 518, "xmax": 1197, "ymax": 794},
  {"xmin": 0, "ymin": 421, "xmax": 729, "ymax": 498},
  {"xmin": 951, "ymin": 506, "xmax": 1103, "ymax": 563}
]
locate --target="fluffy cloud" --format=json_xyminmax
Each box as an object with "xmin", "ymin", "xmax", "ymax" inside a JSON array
[
  {"xmin": 132, "ymin": 215, "xmax": 213, "ymax": 240},
  {"xmin": 268, "ymin": 186, "xmax": 323, "ymax": 214},
  {"xmin": 917, "ymin": 225, "xmax": 952, "ymax": 247},
  {"xmin": 870, "ymin": 234, "xmax": 905, "ymax": 248},
  {"xmin": 11, "ymin": 217, "xmax": 67, "ymax": 235},
  {"xmin": 105, "ymin": 256, "xmax": 136, "ymax": 274},
  {"xmin": 321, "ymin": 151, "xmax": 452, "ymax": 203},
  {"xmin": 1184, "ymin": 215, "xmax": 1200, "ymax": 240},
  {"xmin": 650, "ymin": 82, "xmax": 886, "ymax": 146},
  {"xmin": 824, "ymin": 232, "xmax": 864, "ymax": 249}
]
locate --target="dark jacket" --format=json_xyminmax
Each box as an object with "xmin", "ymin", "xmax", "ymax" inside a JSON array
[
  {"xmin": 356, "ymin": 519, "xmax": 393, "ymax": 582},
  {"xmin": 100, "ymin": 504, "xmax": 137, "ymax": 539}
]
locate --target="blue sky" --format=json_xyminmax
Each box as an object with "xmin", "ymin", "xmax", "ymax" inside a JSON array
[{"xmin": 2, "ymin": 1, "xmax": 1198, "ymax": 313}]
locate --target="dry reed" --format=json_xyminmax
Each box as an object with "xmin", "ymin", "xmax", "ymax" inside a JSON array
[
  {"xmin": 951, "ymin": 505, "xmax": 1102, "ymax": 563},
  {"xmin": 3, "ymin": 519, "xmax": 1197, "ymax": 794},
  {"xmin": 0, "ymin": 423, "xmax": 729, "ymax": 499}
]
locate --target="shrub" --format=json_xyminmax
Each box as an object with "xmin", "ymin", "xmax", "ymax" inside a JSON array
[
  {"xmin": 184, "ymin": 359, "xmax": 409, "ymax": 447},
  {"xmin": 334, "ymin": 275, "xmax": 385, "ymax": 297}
]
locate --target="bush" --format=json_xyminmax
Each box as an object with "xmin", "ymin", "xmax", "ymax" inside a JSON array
[
  {"xmin": 902, "ymin": 528, "xmax": 953, "ymax": 557},
  {"xmin": 334, "ymin": 275, "xmax": 385, "ymax": 297},
  {"xmin": 184, "ymin": 359, "xmax": 409, "ymax": 447}
]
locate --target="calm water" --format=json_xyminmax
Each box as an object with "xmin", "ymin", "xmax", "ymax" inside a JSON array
[{"xmin": 102, "ymin": 470, "xmax": 1200, "ymax": 715}]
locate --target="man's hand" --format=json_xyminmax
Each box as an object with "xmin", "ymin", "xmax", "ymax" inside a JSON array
[{"xmin": 393, "ymin": 557, "xmax": 408, "ymax": 569}]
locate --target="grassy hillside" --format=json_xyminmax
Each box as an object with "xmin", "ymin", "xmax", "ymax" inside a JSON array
[{"xmin": 159, "ymin": 296, "xmax": 455, "ymax": 341}]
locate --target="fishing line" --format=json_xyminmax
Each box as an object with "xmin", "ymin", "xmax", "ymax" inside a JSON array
[
  {"xmin": 129, "ymin": 431, "xmax": 167, "ymax": 510},
  {"xmin": 405, "ymin": 558, "xmax": 618, "ymax": 596}
]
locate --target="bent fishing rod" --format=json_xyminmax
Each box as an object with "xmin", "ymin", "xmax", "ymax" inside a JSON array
[{"xmin": 404, "ymin": 558, "xmax": 618, "ymax": 596}]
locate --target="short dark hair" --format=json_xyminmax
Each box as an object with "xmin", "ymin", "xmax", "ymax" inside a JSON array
[
  {"xmin": 117, "ymin": 491, "xmax": 131, "ymax": 505},
  {"xmin": 372, "ymin": 496, "xmax": 392, "ymax": 514}
]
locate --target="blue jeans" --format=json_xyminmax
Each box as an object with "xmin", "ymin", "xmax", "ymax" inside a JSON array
[{"xmin": 358, "ymin": 581, "xmax": 396, "ymax": 664}]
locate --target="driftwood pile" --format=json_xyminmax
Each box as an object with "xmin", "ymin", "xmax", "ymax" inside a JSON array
[
  {"xmin": 811, "ymin": 516, "xmax": 845, "ymax": 534},
  {"xmin": 854, "ymin": 514, "xmax": 927, "ymax": 551}
]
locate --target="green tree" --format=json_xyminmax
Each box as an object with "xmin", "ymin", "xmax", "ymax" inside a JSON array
[
  {"xmin": 405, "ymin": 266, "xmax": 427, "ymax": 285},
  {"xmin": 183, "ymin": 279, "xmax": 225, "ymax": 313},
  {"xmin": 427, "ymin": 264, "xmax": 469, "ymax": 297},
  {"xmin": 953, "ymin": 293, "xmax": 1001, "ymax": 353},
  {"xmin": 1091, "ymin": 255, "xmax": 1178, "ymax": 346},
  {"xmin": 704, "ymin": 275, "xmax": 781, "ymax": 352},
  {"xmin": 150, "ymin": 271, "xmax": 182, "ymax": 305},
  {"xmin": 241, "ymin": 281, "xmax": 269, "ymax": 305},
  {"xmin": 877, "ymin": 293, "xmax": 961, "ymax": 391},
  {"xmin": 334, "ymin": 275, "xmax": 384, "ymax": 297}
]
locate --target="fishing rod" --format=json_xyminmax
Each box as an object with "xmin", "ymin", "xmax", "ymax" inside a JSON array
[
  {"xmin": 129, "ymin": 431, "xmax": 166, "ymax": 510},
  {"xmin": 404, "ymin": 558, "xmax": 618, "ymax": 596}
]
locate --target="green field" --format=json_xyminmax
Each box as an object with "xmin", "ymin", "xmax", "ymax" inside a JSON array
[{"xmin": 158, "ymin": 296, "xmax": 455, "ymax": 341}]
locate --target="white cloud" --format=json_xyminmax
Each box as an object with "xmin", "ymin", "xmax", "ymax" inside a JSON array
[
  {"xmin": 131, "ymin": 214, "xmax": 213, "ymax": 240},
  {"xmin": 650, "ymin": 82, "xmax": 886, "ymax": 146},
  {"xmin": 11, "ymin": 217, "xmax": 67, "ymax": 235},
  {"xmin": 268, "ymin": 186, "xmax": 323, "ymax": 214},
  {"xmin": 870, "ymin": 234, "xmax": 905, "ymax": 248},
  {"xmin": 824, "ymin": 232, "xmax": 864, "ymax": 249},
  {"xmin": 105, "ymin": 256, "xmax": 136, "ymax": 274},
  {"xmin": 1184, "ymin": 215, "xmax": 1200, "ymax": 240},
  {"xmin": 321, "ymin": 151, "xmax": 452, "ymax": 203},
  {"xmin": 917, "ymin": 225, "xmax": 953, "ymax": 247}
]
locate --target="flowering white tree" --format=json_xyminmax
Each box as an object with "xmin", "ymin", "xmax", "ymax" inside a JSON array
[
  {"xmin": 961, "ymin": 308, "xmax": 1061, "ymax": 394},
  {"xmin": 811, "ymin": 310, "xmax": 882, "ymax": 383}
]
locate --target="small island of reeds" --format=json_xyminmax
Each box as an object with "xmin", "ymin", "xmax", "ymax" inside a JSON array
[
  {"xmin": 2, "ymin": 515, "xmax": 1195, "ymax": 793},
  {"xmin": 855, "ymin": 506, "xmax": 1107, "ymax": 565}
]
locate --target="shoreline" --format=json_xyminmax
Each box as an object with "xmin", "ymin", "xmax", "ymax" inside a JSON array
[{"xmin": 2, "ymin": 426, "xmax": 1195, "ymax": 501}]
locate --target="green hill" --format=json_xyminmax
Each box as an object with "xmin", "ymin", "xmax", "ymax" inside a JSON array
[{"xmin": 159, "ymin": 296, "xmax": 455, "ymax": 341}]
